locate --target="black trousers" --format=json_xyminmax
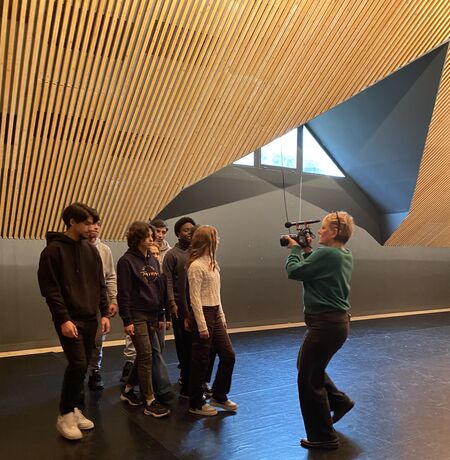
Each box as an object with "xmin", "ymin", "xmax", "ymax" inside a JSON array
[
  {"xmin": 55, "ymin": 319, "xmax": 98, "ymax": 415},
  {"xmin": 172, "ymin": 316, "xmax": 192, "ymax": 392},
  {"xmin": 205, "ymin": 347, "xmax": 217, "ymax": 384},
  {"xmin": 189, "ymin": 307, "xmax": 235, "ymax": 409},
  {"xmin": 297, "ymin": 311, "xmax": 351, "ymax": 442}
]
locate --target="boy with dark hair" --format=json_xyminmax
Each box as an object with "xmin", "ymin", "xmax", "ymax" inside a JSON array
[
  {"xmin": 120, "ymin": 218, "xmax": 172, "ymax": 382},
  {"xmin": 150, "ymin": 218, "xmax": 172, "ymax": 263},
  {"xmin": 38, "ymin": 202, "xmax": 110, "ymax": 440},
  {"xmin": 117, "ymin": 221, "xmax": 171, "ymax": 418},
  {"xmin": 163, "ymin": 216, "xmax": 196, "ymax": 397},
  {"xmin": 87, "ymin": 217, "xmax": 118, "ymax": 391}
]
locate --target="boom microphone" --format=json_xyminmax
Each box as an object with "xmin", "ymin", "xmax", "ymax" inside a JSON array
[{"xmin": 285, "ymin": 219, "xmax": 320, "ymax": 228}]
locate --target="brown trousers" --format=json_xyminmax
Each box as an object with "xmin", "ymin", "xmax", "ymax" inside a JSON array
[{"xmin": 189, "ymin": 306, "xmax": 235, "ymax": 409}]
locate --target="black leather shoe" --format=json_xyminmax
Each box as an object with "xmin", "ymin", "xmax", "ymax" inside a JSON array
[
  {"xmin": 300, "ymin": 438, "xmax": 339, "ymax": 450},
  {"xmin": 88, "ymin": 371, "xmax": 104, "ymax": 391},
  {"xmin": 332, "ymin": 399, "xmax": 355, "ymax": 423}
]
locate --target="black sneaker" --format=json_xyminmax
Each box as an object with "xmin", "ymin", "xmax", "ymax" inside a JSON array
[
  {"xmin": 300, "ymin": 438, "xmax": 339, "ymax": 450},
  {"xmin": 144, "ymin": 400, "xmax": 170, "ymax": 418},
  {"xmin": 120, "ymin": 388, "xmax": 142, "ymax": 406},
  {"xmin": 88, "ymin": 371, "xmax": 104, "ymax": 391},
  {"xmin": 120, "ymin": 361, "xmax": 134, "ymax": 383}
]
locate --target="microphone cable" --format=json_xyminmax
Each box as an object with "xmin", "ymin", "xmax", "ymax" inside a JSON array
[
  {"xmin": 281, "ymin": 166, "xmax": 290, "ymax": 225},
  {"xmin": 280, "ymin": 141, "xmax": 303, "ymax": 226}
]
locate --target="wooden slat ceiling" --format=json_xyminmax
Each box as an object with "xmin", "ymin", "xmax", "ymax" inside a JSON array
[{"xmin": 0, "ymin": 0, "xmax": 449, "ymax": 242}]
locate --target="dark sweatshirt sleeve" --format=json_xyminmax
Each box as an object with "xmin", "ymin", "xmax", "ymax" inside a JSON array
[
  {"xmin": 177, "ymin": 270, "xmax": 189, "ymax": 319},
  {"xmin": 96, "ymin": 250, "xmax": 109, "ymax": 317},
  {"xmin": 162, "ymin": 251, "xmax": 176, "ymax": 304},
  {"xmin": 37, "ymin": 246, "xmax": 71, "ymax": 326},
  {"xmin": 117, "ymin": 258, "xmax": 133, "ymax": 326},
  {"xmin": 285, "ymin": 246, "xmax": 326, "ymax": 281}
]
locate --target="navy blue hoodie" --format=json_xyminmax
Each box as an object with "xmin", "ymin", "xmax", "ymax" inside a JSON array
[
  {"xmin": 38, "ymin": 232, "xmax": 109, "ymax": 325},
  {"xmin": 117, "ymin": 248, "xmax": 167, "ymax": 326}
]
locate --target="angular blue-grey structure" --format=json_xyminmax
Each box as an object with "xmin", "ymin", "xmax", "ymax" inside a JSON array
[{"xmin": 307, "ymin": 43, "xmax": 448, "ymax": 242}]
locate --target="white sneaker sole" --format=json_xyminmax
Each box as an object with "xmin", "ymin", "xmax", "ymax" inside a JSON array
[
  {"xmin": 189, "ymin": 408, "xmax": 218, "ymax": 416},
  {"xmin": 143, "ymin": 408, "xmax": 171, "ymax": 418},
  {"xmin": 78, "ymin": 422, "xmax": 94, "ymax": 430},
  {"xmin": 210, "ymin": 400, "xmax": 238, "ymax": 411},
  {"xmin": 56, "ymin": 425, "xmax": 83, "ymax": 440}
]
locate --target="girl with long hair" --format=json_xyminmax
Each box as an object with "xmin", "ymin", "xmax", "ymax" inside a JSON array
[{"xmin": 187, "ymin": 225, "xmax": 237, "ymax": 416}]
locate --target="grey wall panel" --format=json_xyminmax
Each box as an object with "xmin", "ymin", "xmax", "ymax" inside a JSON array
[
  {"xmin": 0, "ymin": 240, "xmax": 50, "ymax": 350},
  {"xmin": 161, "ymin": 166, "xmax": 383, "ymax": 248},
  {"xmin": 161, "ymin": 165, "xmax": 450, "ymax": 327},
  {"xmin": 0, "ymin": 239, "xmax": 128, "ymax": 352},
  {"xmin": 1, "ymin": 166, "xmax": 450, "ymax": 351}
]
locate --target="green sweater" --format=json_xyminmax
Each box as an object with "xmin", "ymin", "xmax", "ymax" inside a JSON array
[{"xmin": 286, "ymin": 245, "xmax": 353, "ymax": 315}]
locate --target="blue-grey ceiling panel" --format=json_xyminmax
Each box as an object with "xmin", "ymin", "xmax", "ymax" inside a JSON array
[{"xmin": 307, "ymin": 44, "xmax": 448, "ymax": 215}]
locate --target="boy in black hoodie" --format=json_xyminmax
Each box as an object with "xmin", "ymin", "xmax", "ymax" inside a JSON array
[
  {"xmin": 117, "ymin": 221, "xmax": 170, "ymax": 418},
  {"xmin": 38, "ymin": 203, "xmax": 110, "ymax": 441}
]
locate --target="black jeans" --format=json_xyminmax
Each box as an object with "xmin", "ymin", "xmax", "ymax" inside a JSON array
[
  {"xmin": 297, "ymin": 311, "xmax": 351, "ymax": 442},
  {"xmin": 189, "ymin": 307, "xmax": 235, "ymax": 409},
  {"xmin": 55, "ymin": 319, "xmax": 98, "ymax": 415},
  {"xmin": 205, "ymin": 347, "xmax": 217, "ymax": 384},
  {"xmin": 172, "ymin": 316, "xmax": 192, "ymax": 392}
]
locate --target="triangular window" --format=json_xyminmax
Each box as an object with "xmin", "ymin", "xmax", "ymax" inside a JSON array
[
  {"xmin": 302, "ymin": 126, "xmax": 344, "ymax": 177},
  {"xmin": 234, "ymin": 151, "xmax": 254, "ymax": 166},
  {"xmin": 261, "ymin": 128, "xmax": 297, "ymax": 168}
]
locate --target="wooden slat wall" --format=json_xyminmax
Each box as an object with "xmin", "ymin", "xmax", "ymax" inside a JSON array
[
  {"xmin": 387, "ymin": 51, "xmax": 450, "ymax": 247},
  {"xmin": 0, "ymin": 0, "xmax": 449, "ymax": 242}
]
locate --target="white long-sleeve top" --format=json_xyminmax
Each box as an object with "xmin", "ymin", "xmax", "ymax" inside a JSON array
[{"xmin": 187, "ymin": 255, "xmax": 225, "ymax": 332}]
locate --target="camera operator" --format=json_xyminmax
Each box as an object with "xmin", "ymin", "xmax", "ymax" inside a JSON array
[{"xmin": 284, "ymin": 211, "xmax": 355, "ymax": 450}]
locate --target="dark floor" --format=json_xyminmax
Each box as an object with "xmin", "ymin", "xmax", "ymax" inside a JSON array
[{"xmin": 2, "ymin": 313, "xmax": 450, "ymax": 460}]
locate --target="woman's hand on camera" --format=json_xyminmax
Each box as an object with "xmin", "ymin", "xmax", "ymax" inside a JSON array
[
  {"xmin": 302, "ymin": 236, "xmax": 313, "ymax": 253},
  {"xmin": 284, "ymin": 235, "xmax": 299, "ymax": 249}
]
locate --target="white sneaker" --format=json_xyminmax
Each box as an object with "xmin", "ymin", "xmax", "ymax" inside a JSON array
[
  {"xmin": 74, "ymin": 407, "xmax": 94, "ymax": 430},
  {"xmin": 210, "ymin": 398, "xmax": 239, "ymax": 411},
  {"xmin": 56, "ymin": 412, "xmax": 83, "ymax": 440},
  {"xmin": 189, "ymin": 403, "xmax": 218, "ymax": 416}
]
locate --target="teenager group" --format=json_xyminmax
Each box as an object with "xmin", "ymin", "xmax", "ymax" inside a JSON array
[
  {"xmin": 38, "ymin": 203, "xmax": 237, "ymax": 440},
  {"xmin": 38, "ymin": 202, "xmax": 356, "ymax": 451}
]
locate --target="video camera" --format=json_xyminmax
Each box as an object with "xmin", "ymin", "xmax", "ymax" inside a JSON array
[{"xmin": 280, "ymin": 220, "xmax": 320, "ymax": 248}]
